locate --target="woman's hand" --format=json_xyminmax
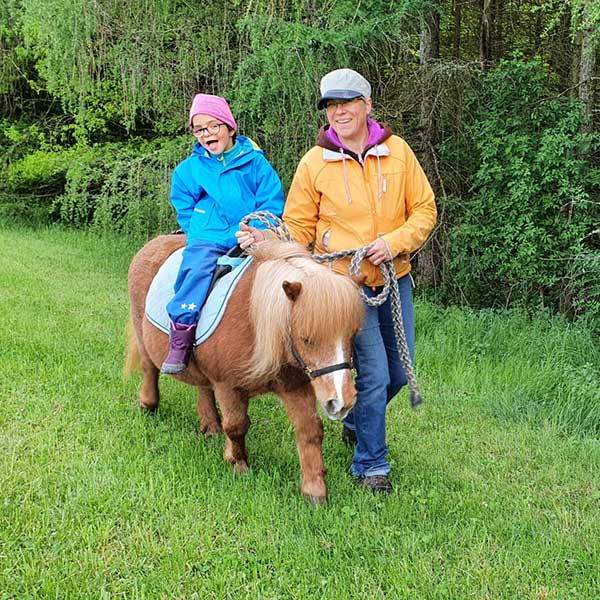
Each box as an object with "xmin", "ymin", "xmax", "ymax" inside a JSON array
[
  {"xmin": 365, "ymin": 237, "xmax": 392, "ymax": 266},
  {"xmin": 236, "ymin": 222, "xmax": 266, "ymax": 249}
]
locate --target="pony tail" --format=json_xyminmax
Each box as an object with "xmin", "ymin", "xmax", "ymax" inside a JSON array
[{"xmin": 123, "ymin": 315, "xmax": 141, "ymax": 377}]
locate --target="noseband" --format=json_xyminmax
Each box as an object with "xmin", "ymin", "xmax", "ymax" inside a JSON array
[{"xmin": 290, "ymin": 341, "xmax": 353, "ymax": 380}]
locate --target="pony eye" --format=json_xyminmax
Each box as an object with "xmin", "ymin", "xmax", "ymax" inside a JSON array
[{"xmin": 301, "ymin": 336, "xmax": 314, "ymax": 346}]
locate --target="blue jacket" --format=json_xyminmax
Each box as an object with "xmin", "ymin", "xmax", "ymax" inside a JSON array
[{"xmin": 170, "ymin": 136, "xmax": 285, "ymax": 247}]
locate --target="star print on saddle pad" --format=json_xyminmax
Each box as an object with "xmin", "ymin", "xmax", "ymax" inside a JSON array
[{"xmin": 145, "ymin": 248, "xmax": 253, "ymax": 345}]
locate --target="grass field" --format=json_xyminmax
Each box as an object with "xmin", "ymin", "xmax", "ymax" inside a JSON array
[{"xmin": 1, "ymin": 226, "xmax": 598, "ymax": 599}]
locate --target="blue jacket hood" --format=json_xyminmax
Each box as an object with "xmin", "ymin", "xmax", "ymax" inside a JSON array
[
  {"xmin": 170, "ymin": 135, "xmax": 284, "ymax": 247},
  {"xmin": 191, "ymin": 135, "xmax": 261, "ymax": 162}
]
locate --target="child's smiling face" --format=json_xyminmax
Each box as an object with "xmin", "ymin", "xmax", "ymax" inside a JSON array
[{"xmin": 191, "ymin": 114, "xmax": 235, "ymax": 155}]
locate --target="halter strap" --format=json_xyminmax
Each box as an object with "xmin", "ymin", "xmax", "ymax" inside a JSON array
[{"xmin": 290, "ymin": 341, "xmax": 353, "ymax": 380}]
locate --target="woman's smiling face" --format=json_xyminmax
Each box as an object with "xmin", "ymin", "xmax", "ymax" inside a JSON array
[
  {"xmin": 191, "ymin": 114, "xmax": 235, "ymax": 155},
  {"xmin": 325, "ymin": 96, "xmax": 372, "ymax": 147}
]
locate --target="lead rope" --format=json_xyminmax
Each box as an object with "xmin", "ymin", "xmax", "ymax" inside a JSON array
[{"xmin": 241, "ymin": 211, "xmax": 422, "ymax": 408}]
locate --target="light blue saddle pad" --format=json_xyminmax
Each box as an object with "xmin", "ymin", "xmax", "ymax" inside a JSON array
[{"xmin": 145, "ymin": 247, "xmax": 253, "ymax": 345}]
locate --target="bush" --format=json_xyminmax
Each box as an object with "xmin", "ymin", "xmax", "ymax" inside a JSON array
[
  {"xmin": 0, "ymin": 147, "xmax": 74, "ymax": 225},
  {"xmin": 0, "ymin": 137, "xmax": 189, "ymax": 235},
  {"xmin": 55, "ymin": 138, "xmax": 188, "ymax": 237},
  {"xmin": 438, "ymin": 59, "xmax": 600, "ymax": 322}
]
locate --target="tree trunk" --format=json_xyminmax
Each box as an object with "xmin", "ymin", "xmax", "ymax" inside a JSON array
[
  {"xmin": 417, "ymin": 0, "xmax": 441, "ymax": 289},
  {"xmin": 479, "ymin": 0, "xmax": 493, "ymax": 70},
  {"xmin": 418, "ymin": 0, "xmax": 440, "ymax": 181},
  {"xmin": 554, "ymin": 5, "xmax": 574, "ymax": 91},
  {"xmin": 452, "ymin": 0, "xmax": 461, "ymax": 59},
  {"xmin": 494, "ymin": 0, "xmax": 503, "ymax": 59},
  {"xmin": 578, "ymin": 0, "xmax": 597, "ymax": 133},
  {"xmin": 420, "ymin": 2, "xmax": 440, "ymax": 64},
  {"xmin": 571, "ymin": 29, "xmax": 582, "ymax": 95}
]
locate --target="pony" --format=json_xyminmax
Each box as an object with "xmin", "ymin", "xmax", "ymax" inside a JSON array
[{"xmin": 125, "ymin": 235, "xmax": 364, "ymax": 503}]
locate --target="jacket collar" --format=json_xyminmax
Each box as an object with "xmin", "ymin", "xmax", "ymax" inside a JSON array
[
  {"xmin": 316, "ymin": 119, "xmax": 393, "ymax": 161},
  {"xmin": 322, "ymin": 144, "xmax": 390, "ymax": 162},
  {"xmin": 192, "ymin": 135, "xmax": 261, "ymax": 168}
]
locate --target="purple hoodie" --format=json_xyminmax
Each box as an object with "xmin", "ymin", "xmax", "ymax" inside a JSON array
[{"xmin": 320, "ymin": 118, "xmax": 392, "ymax": 159}]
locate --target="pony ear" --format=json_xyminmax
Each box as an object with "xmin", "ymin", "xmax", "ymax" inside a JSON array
[
  {"xmin": 282, "ymin": 280, "xmax": 302, "ymax": 302},
  {"xmin": 349, "ymin": 274, "xmax": 366, "ymax": 287}
]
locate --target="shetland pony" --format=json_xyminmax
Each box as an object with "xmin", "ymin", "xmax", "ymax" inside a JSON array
[{"xmin": 125, "ymin": 236, "xmax": 364, "ymax": 502}]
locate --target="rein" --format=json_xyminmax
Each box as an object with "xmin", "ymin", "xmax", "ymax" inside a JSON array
[{"xmin": 241, "ymin": 212, "xmax": 423, "ymax": 408}]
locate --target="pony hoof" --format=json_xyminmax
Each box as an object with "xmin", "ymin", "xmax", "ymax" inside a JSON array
[
  {"xmin": 200, "ymin": 422, "xmax": 223, "ymax": 438},
  {"xmin": 304, "ymin": 494, "xmax": 327, "ymax": 506},
  {"xmin": 139, "ymin": 401, "xmax": 158, "ymax": 413},
  {"xmin": 233, "ymin": 461, "xmax": 249, "ymax": 475},
  {"xmin": 301, "ymin": 481, "xmax": 327, "ymax": 502}
]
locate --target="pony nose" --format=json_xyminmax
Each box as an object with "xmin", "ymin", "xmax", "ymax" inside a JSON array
[{"xmin": 325, "ymin": 397, "xmax": 344, "ymax": 418}]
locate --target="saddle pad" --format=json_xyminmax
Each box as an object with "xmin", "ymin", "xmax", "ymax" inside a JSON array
[{"xmin": 145, "ymin": 247, "xmax": 253, "ymax": 345}]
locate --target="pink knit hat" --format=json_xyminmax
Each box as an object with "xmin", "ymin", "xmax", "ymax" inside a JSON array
[{"xmin": 189, "ymin": 93, "xmax": 237, "ymax": 131}]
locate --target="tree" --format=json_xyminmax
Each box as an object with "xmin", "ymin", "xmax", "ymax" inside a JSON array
[
  {"xmin": 577, "ymin": 0, "xmax": 597, "ymax": 133},
  {"xmin": 479, "ymin": 0, "xmax": 493, "ymax": 69},
  {"xmin": 418, "ymin": 0, "xmax": 442, "ymax": 287},
  {"xmin": 452, "ymin": 0, "xmax": 462, "ymax": 58}
]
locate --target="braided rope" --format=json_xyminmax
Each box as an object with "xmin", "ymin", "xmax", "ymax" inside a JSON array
[
  {"xmin": 242, "ymin": 211, "xmax": 292, "ymax": 241},
  {"xmin": 241, "ymin": 211, "xmax": 422, "ymax": 408}
]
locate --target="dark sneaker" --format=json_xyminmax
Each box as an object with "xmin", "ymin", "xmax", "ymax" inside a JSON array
[
  {"xmin": 354, "ymin": 474, "xmax": 393, "ymax": 494},
  {"xmin": 161, "ymin": 322, "xmax": 196, "ymax": 375},
  {"xmin": 341, "ymin": 425, "xmax": 357, "ymax": 446}
]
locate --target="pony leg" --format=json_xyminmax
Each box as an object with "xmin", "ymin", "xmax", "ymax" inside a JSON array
[
  {"xmin": 213, "ymin": 384, "xmax": 250, "ymax": 473},
  {"xmin": 127, "ymin": 324, "xmax": 160, "ymax": 412},
  {"xmin": 138, "ymin": 350, "xmax": 160, "ymax": 411},
  {"xmin": 277, "ymin": 385, "xmax": 327, "ymax": 504},
  {"xmin": 125, "ymin": 318, "xmax": 160, "ymax": 411},
  {"xmin": 197, "ymin": 387, "xmax": 222, "ymax": 437}
]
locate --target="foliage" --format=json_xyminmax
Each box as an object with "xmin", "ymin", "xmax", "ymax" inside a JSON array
[
  {"xmin": 12, "ymin": 1, "xmax": 423, "ymax": 174},
  {"xmin": 439, "ymin": 59, "xmax": 600, "ymax": 320},
  {"xmin": 1, "ymin": 135, "xmax": 189, "ymax": 234},
  {"xmin": 20, "ymin": 0, "xmax": 207, "ymax": 137},
  {"xmin": 566, "ymin": 249, "xmax": 600, "ymax": 332},
  {"xmin": 0, "ymin": 1, "xmax": 599, "ymax": 326},
  {"xmin": 0, "ymin": 0, "xmax": 27, "ymax": 106},
  {"xmin": 572, "ymin": 0, "xmax": 600, "ymax": 51},
  {"xmin": 58, "ymin": 137, "xmax": 186, "ymax": 237},
  {"xmin": 0, "ymin": 145, "xmax": 72, "ymax": 224}
]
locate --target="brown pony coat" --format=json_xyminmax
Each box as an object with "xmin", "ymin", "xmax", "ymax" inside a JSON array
[{"xmin": 125, "ymin": 235, "xmax": 363, "ymax": 502}]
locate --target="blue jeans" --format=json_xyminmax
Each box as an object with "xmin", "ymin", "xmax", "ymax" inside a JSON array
[
  {"xmin": 344, "ymin": 274, "xmax": 415, "ymax": 477},
  {"xmin": 167, "ymin": 240, "xmax": 230, "ymax": 326}
]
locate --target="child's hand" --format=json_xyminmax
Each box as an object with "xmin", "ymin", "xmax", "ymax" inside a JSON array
[{"xmin": 236, "ymin": 222, "xmax": 265, "ymax": 249}]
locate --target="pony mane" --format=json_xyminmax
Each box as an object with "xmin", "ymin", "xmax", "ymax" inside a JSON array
[{"xmin": 245, "ymin": 240, "xmax": 364, "ymax": 384}]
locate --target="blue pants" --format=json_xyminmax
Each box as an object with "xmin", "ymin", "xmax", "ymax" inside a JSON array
[
  {"xmin": 344, "ymin": 274, "xmax": 415, "ymax": 477},
  {"xmin": 167, "ymin": 240, "xmax": 230, "ymax": 326}
]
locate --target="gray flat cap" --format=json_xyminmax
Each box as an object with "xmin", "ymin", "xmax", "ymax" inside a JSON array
[{"xmin": 317, "ymin": 68, "xmax": 371, "ymax": 109}]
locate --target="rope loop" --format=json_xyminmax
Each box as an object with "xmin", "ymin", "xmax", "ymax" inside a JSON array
[
  {"xmin": 241, "ymin": 211, "xmax": 422, "ymax": 408},
  {"xmin": 241, "ymin": 211, "xmax": 291, "ymax": 241}
]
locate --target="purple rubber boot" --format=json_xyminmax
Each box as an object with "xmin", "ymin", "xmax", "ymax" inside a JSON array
[{"xmin": 161, "ymin": 322, "xmax": 197, "ymax": 375}]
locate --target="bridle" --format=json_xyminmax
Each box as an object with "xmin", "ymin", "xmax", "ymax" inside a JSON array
[{"xmin": 289, "ymin": 340, "xmax": 354, "ymax": 380}]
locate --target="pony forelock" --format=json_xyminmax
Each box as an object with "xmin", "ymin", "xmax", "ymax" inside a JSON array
[{"xmin": 245, "ymin": 240, "xmax": 364, "ymax": 384}]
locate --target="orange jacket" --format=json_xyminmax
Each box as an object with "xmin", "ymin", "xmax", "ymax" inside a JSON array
[{"xmin": 283, "ymin": 125, "xmax": 437, "ymax": 287}]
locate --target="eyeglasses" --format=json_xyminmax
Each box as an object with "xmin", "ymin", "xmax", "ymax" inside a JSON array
[
  {"xmin": 190, "ymin": 122, "xmax": 226, "ymax": 136},
  {"xmin": 324, "ymin": 97, "xmax": 364, "ymax": 110}
]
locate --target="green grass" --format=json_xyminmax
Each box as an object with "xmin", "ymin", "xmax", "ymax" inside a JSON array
[{"xmin": 0, "ymin": 226, "xmax": 598, "ymax": 599}]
